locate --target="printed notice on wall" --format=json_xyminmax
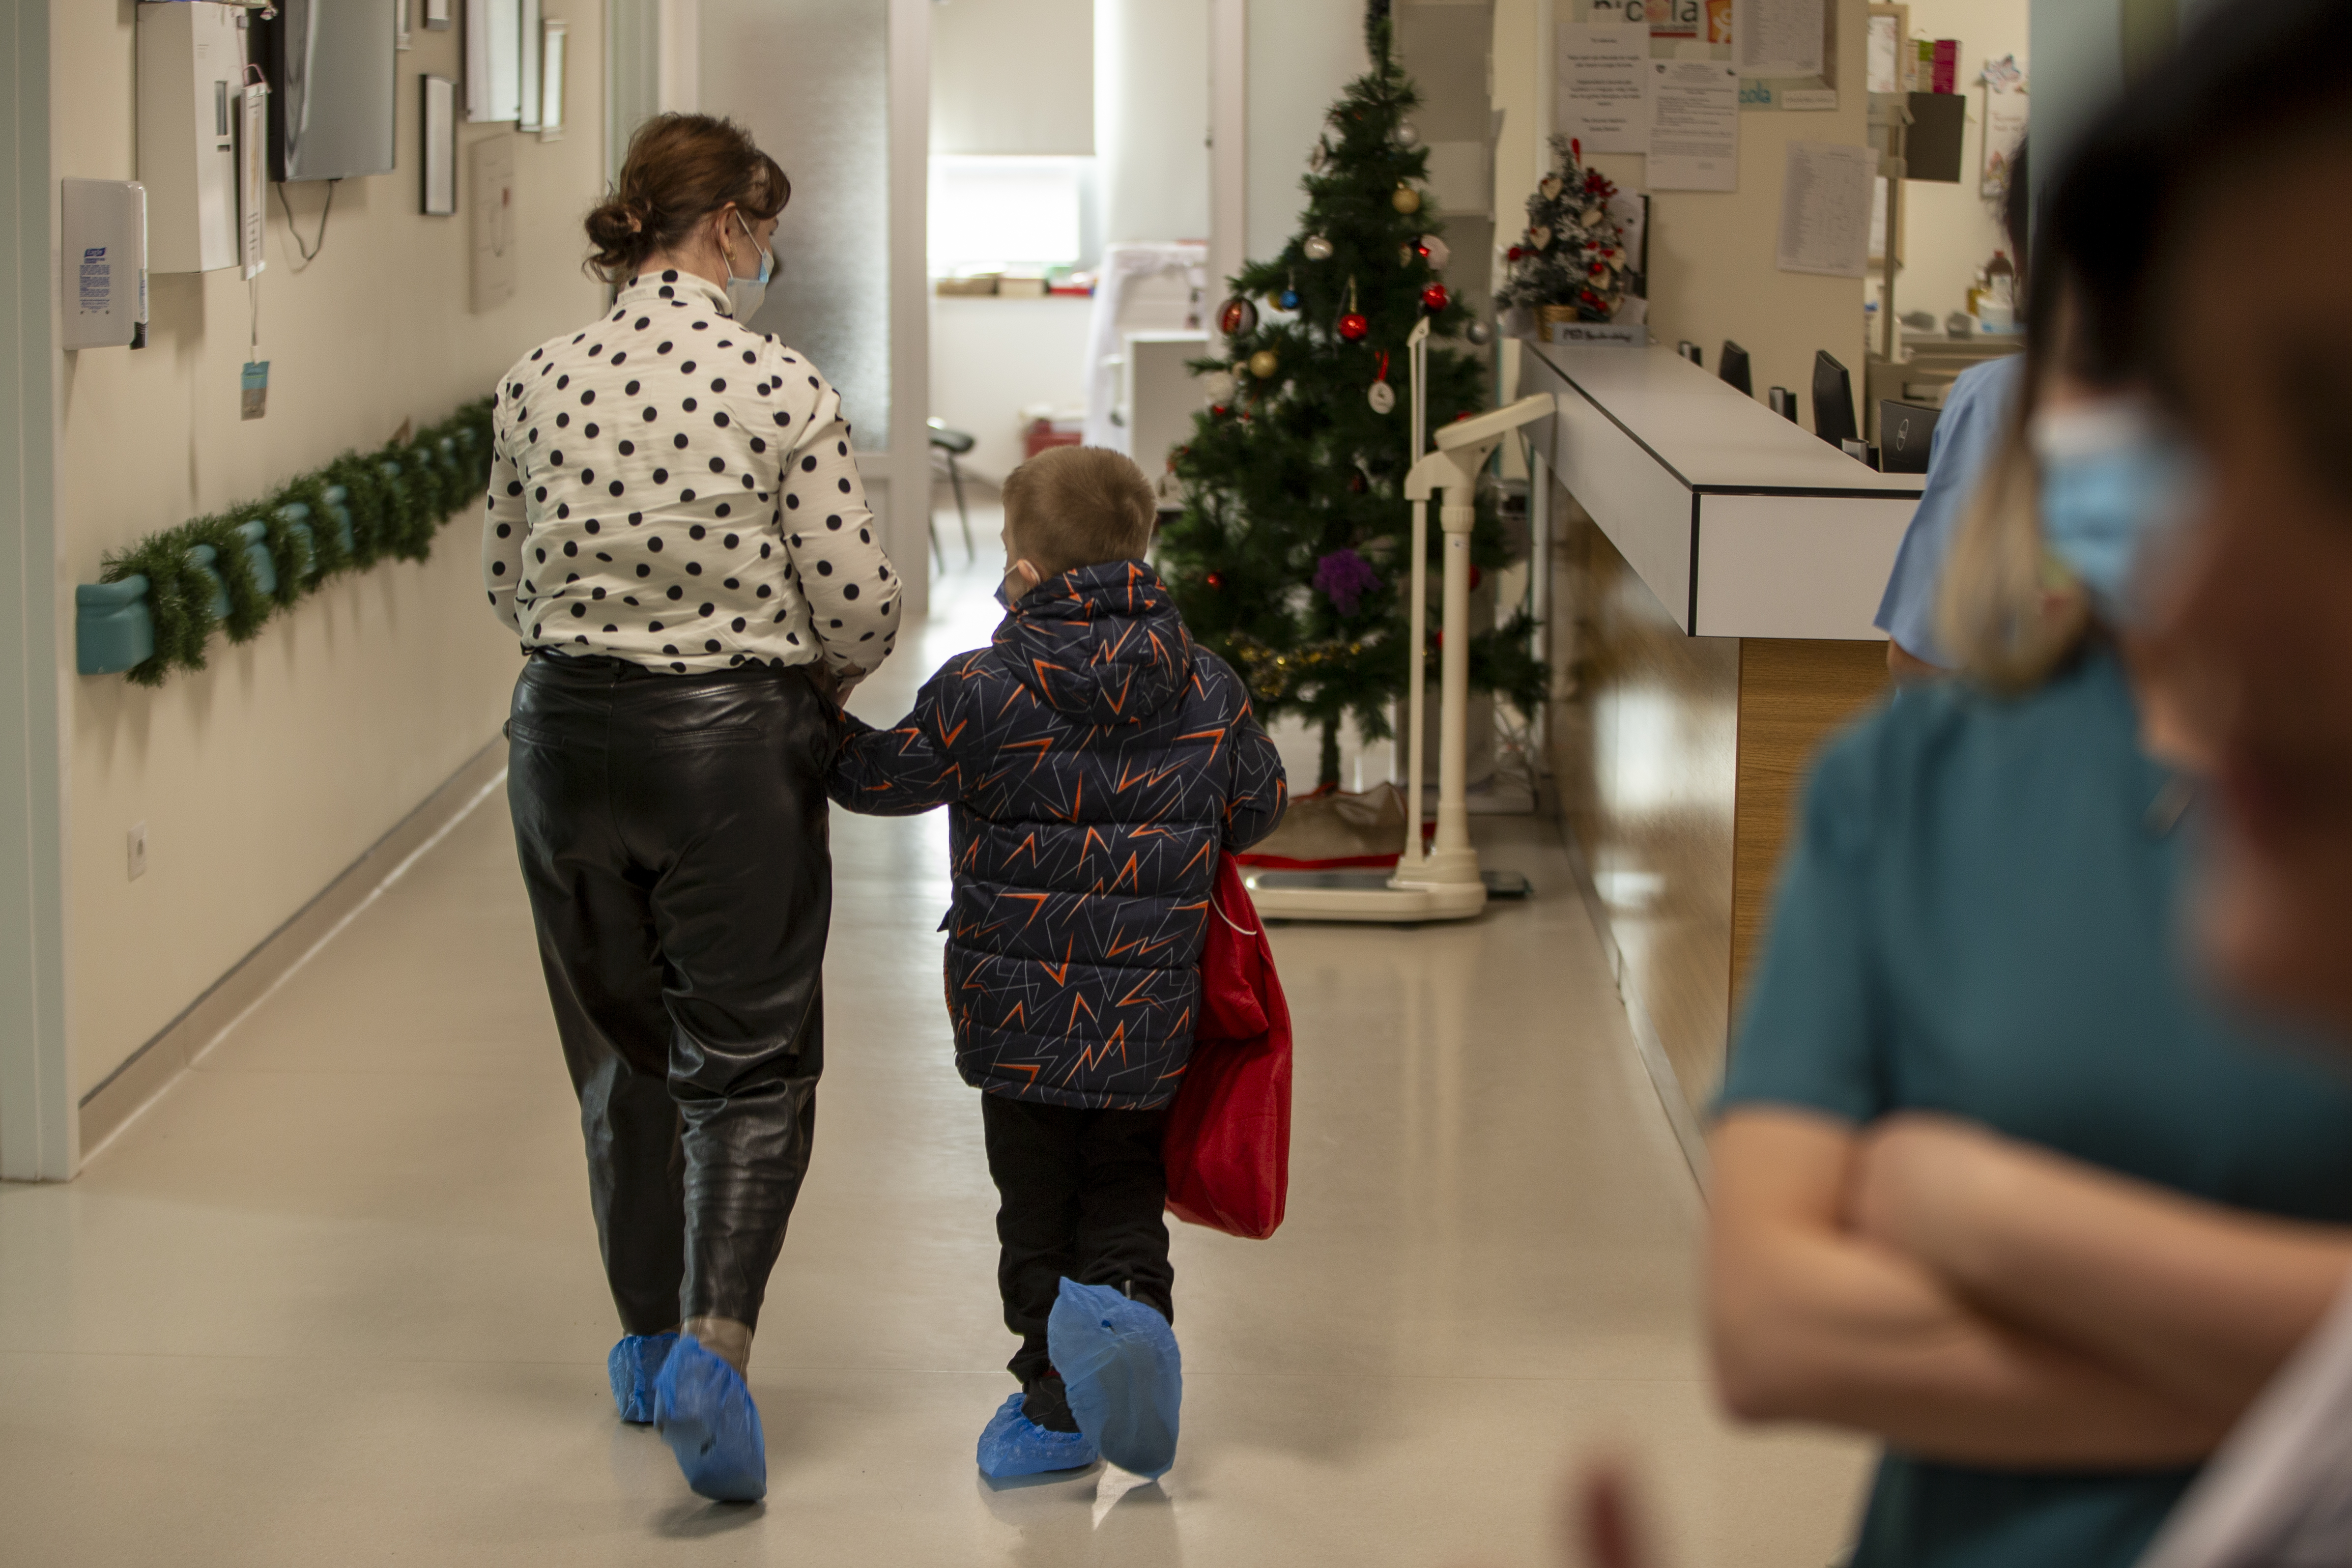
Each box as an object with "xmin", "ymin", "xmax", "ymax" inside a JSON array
[
  {"xmin": 1647, "ymin": 61, "xmax": 1740, "ymax": 191},
  {"xmin": 1556, "ymin": 25, "xmax": 1651, "ymax": 154},
  {"xmin": 1734, "ymin": 0, "xmax": 1826, "ymax": 79},
  {"xmin": 1777, "ymin": 141, "xmax": 1877, "ymax": 277}
]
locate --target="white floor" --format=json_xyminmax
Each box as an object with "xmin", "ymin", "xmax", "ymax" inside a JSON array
[{"xmin": 0, "ymin": 534, "xmax": 1870, "ymax": 1566}]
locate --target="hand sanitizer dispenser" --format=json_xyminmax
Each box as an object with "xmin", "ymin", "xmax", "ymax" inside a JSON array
[
  {"xmin": 138, "ymin": 0, "xmax": 244, "ymax": 274},
  {"xmin": 60, "ymin": 179, "xmax": 149, "ymax": 350}
]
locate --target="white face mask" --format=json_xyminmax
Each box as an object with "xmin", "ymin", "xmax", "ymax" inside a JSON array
[{"xmin": 723, "ymin": 209, "xmax": 774, "ymax": 320}]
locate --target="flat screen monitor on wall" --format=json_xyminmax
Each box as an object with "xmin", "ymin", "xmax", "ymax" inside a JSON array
[{"xmin": 266, "ymin": 0, "xmax": 398, "ymax": 181}]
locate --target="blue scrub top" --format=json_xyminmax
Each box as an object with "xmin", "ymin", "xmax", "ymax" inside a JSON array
[
  {"xmin": 1873, "ymin": 355, "xmax": 2027, "ymax": 667},
  {"xmin": 1721, "ymin": 647, "xmax": 2352, "ymax": 1568}
]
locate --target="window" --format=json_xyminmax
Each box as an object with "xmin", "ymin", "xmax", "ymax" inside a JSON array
[{"xmin": 928, "ymin": 155, "xmax": 1090, "ymax": 276}]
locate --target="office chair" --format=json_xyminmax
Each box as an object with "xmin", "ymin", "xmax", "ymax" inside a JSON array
[{"xmin": 926, "ymin": 418, "xmax": 977, "ymax": 564}]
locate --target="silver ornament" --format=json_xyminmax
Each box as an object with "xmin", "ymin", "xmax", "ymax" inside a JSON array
[
  {"xmin": 1395, "ymin": 120, "xmax": 1421, "ymax": 150},
  {"xmin": 1368, "ymin": 379, "xmax": 1397, "ymax": 414},
  {"xmin": 1464, "ymin": 319, "xmax": 1493, "ymax": 346},
  {"xmin": 1303, "ymin": 234, "xmax": 1334, "ymax": 262}
]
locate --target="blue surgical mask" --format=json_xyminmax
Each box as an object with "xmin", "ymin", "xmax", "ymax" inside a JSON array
[
  {"xmin": 2032, "ymin": 399, "xmax": 2200, "ymax": 624},
  {"xmin": 724, "ymin": 210, "xmax": 774, "ymax": 321}
]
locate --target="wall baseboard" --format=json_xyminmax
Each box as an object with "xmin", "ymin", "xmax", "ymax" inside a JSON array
[{"xmin": 76, "ymin": 734, "xmax": 511, "ymax": 1165}]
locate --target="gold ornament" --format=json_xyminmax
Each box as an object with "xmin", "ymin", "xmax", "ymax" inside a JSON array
[
  {"xmin": 1391, "ymin": 182, "xmax": 1422, "ymax": 215},
  {"xmin": 1249, "ymin": 348, "xmax": 1280, "ymax": 379}
]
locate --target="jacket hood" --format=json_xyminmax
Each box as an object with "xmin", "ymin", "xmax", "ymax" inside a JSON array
[{"xmin": 995, "ymin": 560, "xmax": 1194, "ymax": 724}]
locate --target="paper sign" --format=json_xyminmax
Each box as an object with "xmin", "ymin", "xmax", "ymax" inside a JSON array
[
  {"xmin": 240, "ymin": 360, "xmax": 269, "ymax": 421},
  {"xmin": 1647, "ymin": 61, "xmax": 1740, "ymax": 192},
  {"xmin": 1734, "ymin": 0, "xmax": 1825, "ymax": 79},
  {"xmin": 1777, "ymin": 141, "xmax": 1876, "ymax": 277},
  {"xmin": 1983, "ymin": 82, "xmax": 2029, "ymax": 197},
  {"xmin": 1556, "ymin": 26, "xmax": 1651, "ymax": 154}
]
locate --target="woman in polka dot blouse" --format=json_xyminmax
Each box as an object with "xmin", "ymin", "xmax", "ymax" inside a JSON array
[{"xmin": 489, "ymin": 114, "xmax": 894, "ymax": 1504}]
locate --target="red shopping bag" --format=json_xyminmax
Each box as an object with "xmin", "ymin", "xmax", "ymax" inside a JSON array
[{"xmin": 1162, "ymin": 854, "xmax": 1292, "ymax": 1238}]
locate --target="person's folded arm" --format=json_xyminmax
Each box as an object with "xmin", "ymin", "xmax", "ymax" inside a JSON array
[
  {"xmin": 1710, "ymin": 1106, "xmax": 2230, "ymax": 1468},
  {"xmin": 1853, "ymin": 1114, "xmax": 2352, "ymax": 1421}
]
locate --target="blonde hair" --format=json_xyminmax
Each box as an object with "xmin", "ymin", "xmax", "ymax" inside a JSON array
[
  {"xmin": 1934, "ymin": 419, "xmax": 2090, "ymax": 692},
  {"xmin": 1000, "ymin": 446, "xmax": 1157, "ymax": 580}
]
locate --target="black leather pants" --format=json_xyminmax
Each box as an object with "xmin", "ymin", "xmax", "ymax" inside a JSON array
[{"xmin": 507, "ymin": 652, "xmax": 832, "ymax": 1335}]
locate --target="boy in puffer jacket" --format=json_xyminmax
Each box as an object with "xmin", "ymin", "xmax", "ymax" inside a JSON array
[{"xmin": 826, "ymin": 446, "xmax": 1287, "ymax": 1481}]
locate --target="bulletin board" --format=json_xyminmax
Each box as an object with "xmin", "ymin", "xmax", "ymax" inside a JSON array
[{"xmin": 1571, "ymin": 0, "xmax": 1840, "ymax": 110}]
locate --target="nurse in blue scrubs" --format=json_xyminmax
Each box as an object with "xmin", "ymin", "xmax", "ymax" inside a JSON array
[
  {"xmin": 1703, "ymin": 122, "xmax": 2352, "ymax": 1568},
  {"xmin": 1874, "ymin": 141, "xmax": 2027, "ymax": 681}
]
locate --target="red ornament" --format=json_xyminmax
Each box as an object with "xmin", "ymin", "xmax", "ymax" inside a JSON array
[
  {"xmin": 1205, "ymin": 571, "xmax": 1227, "ymax": 590},
  {"xmin": 1469, "ymin": 565, "xmax": 1484, "ymax": 592},
  {"xmin": 1210, "ymin": 404, "xmax": 1228, "ymax": 418},
  {"xmin": 1506, "ymin": 245, "xmax": 1525, "ymax": 261},
  {"xmin": 1337, "ymin": 311, "xmax": 1369, "ymax": 342},
  {"xmin": 1420, "ymin": 283, "xmax": 1450, "ymax": 314}
]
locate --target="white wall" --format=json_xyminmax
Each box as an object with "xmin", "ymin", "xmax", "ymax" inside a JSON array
[
  {"xmin": 932, "ymin": 0, "xmax": 1094, "ymax": 156},
  {"xmin": 56, "ymin": 6, "xmax": 610, "ymax": 1101},
  {"xmin": 929, "ymin": 295, "xmax": 1093, "ymax": 485},
  {"xmin": 1245, "ymin": 0, "xmax": 1369, "ymax": 266},
  {"xmin": 1889, "ymin": 0, "xmax": 2029, "ymax": 327},
  {"xmin": 1096, "ymin": 0, "xmax": 1209, "ymax": 246}
]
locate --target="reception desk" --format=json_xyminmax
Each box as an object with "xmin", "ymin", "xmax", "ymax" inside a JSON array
[{"xmin": 1519, "ymin": 344, "xmax": 1923, "ymax": 1169}]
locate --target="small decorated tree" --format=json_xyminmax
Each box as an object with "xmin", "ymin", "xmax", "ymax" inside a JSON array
[
  {"xmin": 1496, "ymin": 136, "xmax": 1629, "ymax": 322},
  {"xmin": 1156, "ymin": 3, "xmax": 1545, "ymax": 789}
]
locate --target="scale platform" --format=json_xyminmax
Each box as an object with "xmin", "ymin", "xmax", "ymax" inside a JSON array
[{"xmin": 1244, "ymin": 867, "xmax": 1532, "ymax": 923}]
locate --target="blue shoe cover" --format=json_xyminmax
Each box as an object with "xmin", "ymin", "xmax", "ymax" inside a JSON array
[
  {"xmin": 1047, "ymin": 1279, "xmax": 1182, "ymax": 1480},
  {"xmin": 608, "ymin": 1332, "xmax": 678, "ymax": 1425},
  {"xmin": 977, "ymin": 1391, "xmax": 1100, "ymax": 1478},
  {"xmin": 652, "ymin": 1337, "xmax": 767, "ymax": 1502}
]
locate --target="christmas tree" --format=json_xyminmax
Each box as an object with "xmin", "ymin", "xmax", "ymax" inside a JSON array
[
  {"xmin": 1155, "ymin": 2, "xmax": 1545, "ymax": 790},
  {"xmin": 1495, "ymin": 136, "xmax": 1629, "ymax": 320}
]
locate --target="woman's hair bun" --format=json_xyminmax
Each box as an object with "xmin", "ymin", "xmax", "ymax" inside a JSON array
[{"xmin": 582, "ymin": 115, "xmax": 790, "ymax": 284}]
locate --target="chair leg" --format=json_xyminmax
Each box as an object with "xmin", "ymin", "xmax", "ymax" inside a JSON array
[
  {"xmin": 929, "ymin": 501, "xmax": 944, "ymax": 571},
  {"xmin": 947, "ymin": 456, "xmax": 974, "ymax": 563}
]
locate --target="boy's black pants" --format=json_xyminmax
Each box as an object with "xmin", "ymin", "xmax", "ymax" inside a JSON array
[{"xmin": 982, "ymin": 1094, "xmax": 1174, "ymax": 1424}]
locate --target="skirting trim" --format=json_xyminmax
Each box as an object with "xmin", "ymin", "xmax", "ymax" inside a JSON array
[{"xmin": 76, "ymin": 733, "xmax": 511, "ymax": 1166}]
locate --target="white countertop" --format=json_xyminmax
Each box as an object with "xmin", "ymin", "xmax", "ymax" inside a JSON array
[{"xmin": 1524, "ymin": 342, "xmax": 1923, "ymax": 499}]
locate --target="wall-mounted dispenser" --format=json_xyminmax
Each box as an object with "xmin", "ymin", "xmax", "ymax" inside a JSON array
[
  {"xmin": 60, "ymin": 179, "xmax": 148, "ymax": 350},
  {"xmin": 137, "ymin": 0, "xmax": 247, "ymax": 274}
]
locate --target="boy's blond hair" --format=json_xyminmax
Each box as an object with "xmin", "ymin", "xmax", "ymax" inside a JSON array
[{"xmin": 1000, "ymin": 446, "xmax": 1157, "ymax": 580}]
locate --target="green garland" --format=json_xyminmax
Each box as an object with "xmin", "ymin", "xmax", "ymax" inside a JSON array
[{"xmin": 99, "ymin": 398, "xmax": 494, "ymax": 686}]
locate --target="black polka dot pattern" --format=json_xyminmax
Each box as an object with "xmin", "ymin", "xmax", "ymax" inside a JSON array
[{"xmin": 481, "ymin": 271, "xmax": 900, "ymax": 677}]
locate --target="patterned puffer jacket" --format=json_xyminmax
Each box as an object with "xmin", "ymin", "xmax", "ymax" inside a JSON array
[{"xmin": 828, "ymin": 559, "xmax": 1288, "ymax": 1110}]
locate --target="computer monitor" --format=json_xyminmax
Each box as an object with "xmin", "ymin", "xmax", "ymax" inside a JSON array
[
  {"xmin": 1811, "ymin": 351, "xmax": 1857, "ymax": 450},
  {"xmin": 1677, "ymin": 340, "xmax": 1703, "ymax": 367},
  {"xmin": 1719, "ymin": 341, "xmax": 1752, "ymax": 397},
  {"xmin": 1878, "ymin": 399, "xmax": 1942, "ymax": 473}
]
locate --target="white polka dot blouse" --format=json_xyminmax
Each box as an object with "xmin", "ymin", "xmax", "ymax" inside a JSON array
[{"xmin": 482, "ymin": 270, "xmax": 902, "ymax": 676}]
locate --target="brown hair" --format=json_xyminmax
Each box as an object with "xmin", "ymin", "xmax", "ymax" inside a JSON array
[
  {"xmin": 584, "ymin": 114, "xmax": 791, "ymax": 282},
  {"xmin": 1001, "ymin": 447, "xmax": 1158, "ymax": 580}
]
